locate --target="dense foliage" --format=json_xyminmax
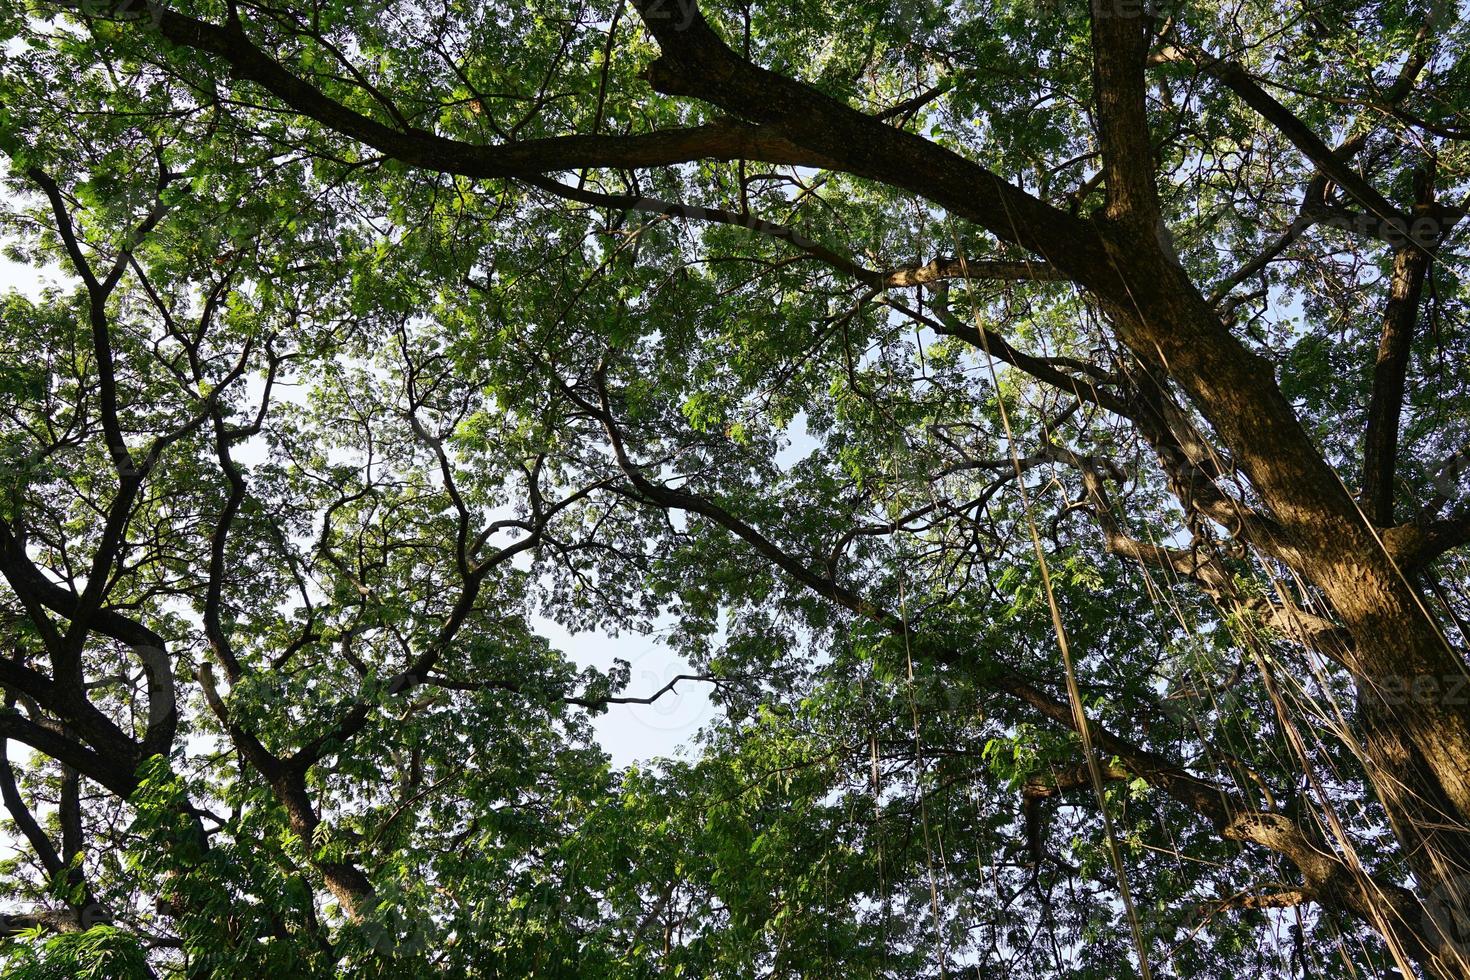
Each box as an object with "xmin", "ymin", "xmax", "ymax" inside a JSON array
[{"xmin": 1, "ymin": 0, "xmax": 1469, "ymax": 976}]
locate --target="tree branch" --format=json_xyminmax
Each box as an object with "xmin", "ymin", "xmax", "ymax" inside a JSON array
[{"xmin": 1088, "ymin": 0, "xmax": 1159, "ymax": 226}]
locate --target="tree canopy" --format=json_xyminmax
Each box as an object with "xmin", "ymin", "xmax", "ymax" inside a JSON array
[{"xmin": 1, "ymin": 0, "xmax": 1470, "ymax": 976}]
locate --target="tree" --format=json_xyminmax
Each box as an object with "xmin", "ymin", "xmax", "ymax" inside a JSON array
[{"xmin": 0, "ymin": 0, "xmax": 1468, "ymax": 975}]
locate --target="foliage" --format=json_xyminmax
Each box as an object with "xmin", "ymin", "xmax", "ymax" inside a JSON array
[{"xmin": 0, "ymin": 0, "xmax": 1467, "ymax": 977}]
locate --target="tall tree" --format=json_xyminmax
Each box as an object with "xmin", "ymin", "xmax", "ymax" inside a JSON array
[{"xmin": 0, "ymin": 0, "xmax": 1469, "ymax": 975}]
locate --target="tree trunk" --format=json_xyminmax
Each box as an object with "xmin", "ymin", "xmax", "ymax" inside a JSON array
[{"xmin": 1102, "ymin": 228, "xmax": 1470, "ymax": 971}]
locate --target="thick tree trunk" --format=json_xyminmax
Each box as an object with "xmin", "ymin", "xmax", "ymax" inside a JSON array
[
  {"xmin": 1101, "ymin": 229, "xmax": 1470, "ymax": 974},
  {"xmin": 1360, "ymin": 698, "xmax": 1470, "ymax": 978}
]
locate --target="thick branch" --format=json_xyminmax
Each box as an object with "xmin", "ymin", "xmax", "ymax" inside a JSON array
[
  {"xmin": 101, "ymin": 6, "xmax": 835, "ymax": 174},
  {"xmin": 0, "ymin": 712, "xmax": 136, "ymax": 798},
  {"xmin": 627, "ymin": 0, "xmax": 1107, "ymax": 278},
  {"xmin": 1361, "ymin": 243, "xmax": 1432, "ymax": 525},
  {"xmin": 1088, "ymin": 0, "xmax": 1159, "ymax": 226},
  {"xmin": 0, "ymin": 739, "xmax": 64, "ymax": 879}
]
